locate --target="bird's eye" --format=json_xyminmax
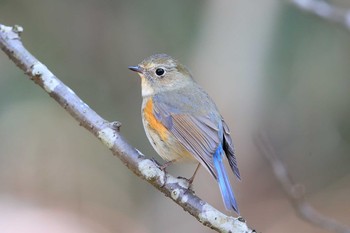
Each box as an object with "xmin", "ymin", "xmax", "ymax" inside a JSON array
[{"xmin": 155, "ymin": 68, "xmax": 165, "ymax": 77}]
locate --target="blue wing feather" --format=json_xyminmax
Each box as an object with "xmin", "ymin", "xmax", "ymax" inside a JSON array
[{"xmin": 213, "ymin": 145, "xmax": 239, "ymax": 213}]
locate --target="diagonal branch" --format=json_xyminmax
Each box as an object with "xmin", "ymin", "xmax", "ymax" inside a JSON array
[
  {"xmin": 0, "ymin": 24, "xmax": 254, "ymax": 233},
  {"xmin": 291, "ymin": 0, "xmax": 350, "ymax": 30},
  {"xmin": 255, "ymin": 133, "xmax": 350, "ymax": 233}
]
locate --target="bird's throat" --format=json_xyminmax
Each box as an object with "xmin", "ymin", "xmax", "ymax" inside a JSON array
[{"xmin": 141, "ymin": 76, "xmax": 154, "ymax": 97}]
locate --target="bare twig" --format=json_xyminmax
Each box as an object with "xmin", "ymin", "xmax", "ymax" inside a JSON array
[
  {"xmin": 0, "ymin": 24, "xmax": 254, "ymax": 233},
  {"xmin": 255, "ymin": 133, "xmax": 350, "ymax": 233},
  {"xmin": 291, "ymin": 0, "xmax": 350, "ymax": 30}
]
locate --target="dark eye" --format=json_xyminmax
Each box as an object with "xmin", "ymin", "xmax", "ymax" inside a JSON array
[{"xmin": 155, "ymin": 68, "xmax": 165, "ymax": 76}]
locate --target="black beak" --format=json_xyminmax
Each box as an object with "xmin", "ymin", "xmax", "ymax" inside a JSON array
[{"xmin": 128, "ymin": 65, "xmax": 143, "ymax": 73}]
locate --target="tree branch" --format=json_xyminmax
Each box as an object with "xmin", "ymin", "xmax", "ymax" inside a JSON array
[
  {"xmin": 255, "ymin": 133, "xmax": 350, "ymax": 233},
  {"xmin": 0, "ymin": 24, "xmax": 254, "ymax": 233},
  {"xmin": 291, "ymin": 0, "xmax": 350, "ymax": 30}
]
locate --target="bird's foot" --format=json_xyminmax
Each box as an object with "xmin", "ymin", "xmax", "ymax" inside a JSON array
[
  {"xmin": 151, "ymin": 158, "xmax": 175, "ymax": 171},
  {"xmin": 109, "ymin": 121, "xmax": 122, "ymax": 131},
  {"xmin": 150, "ymin": 157, "xmax": 163, "ymax": 169},
  {"xmin": 176, "ymin": 176, "xmax": 194, "ymax": 191},
  {"xmin": 176, "ymin": 163, "xmax": 200, "ymax": 190}
]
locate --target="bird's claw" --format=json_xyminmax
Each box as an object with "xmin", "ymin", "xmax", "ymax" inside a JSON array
[{"xmin": 177, "ymin": 176, "xmax": 194, "ymax": 191}]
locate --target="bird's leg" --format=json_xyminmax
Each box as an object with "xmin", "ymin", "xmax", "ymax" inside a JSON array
[
  {"xmin": 150, "ymin": 158, "xmax": 176, "ymax": 171},
  {"xmin": 150, "ymin": 158, "xmax": 176, "ymax": 188},
  {"xmin": 160, "ymin": 159, "xmax": 176, "ymax": 170},
  {"xmin": 177, "ymin": 163, "xmax": 201, "ymax": 190},
  {"xmin": 188, "ymin": 163, "xmax": 201, "ymax": 185}
]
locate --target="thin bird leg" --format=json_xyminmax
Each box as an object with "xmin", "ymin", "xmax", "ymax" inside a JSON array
[
  {"xmin": 159, "ymin": 159, "xmax": 176, "ymax": 171},
  {"xmin": 150, "ymin": 158, "xmax": 175, "ymax": 171},
  {"xmin": 188, "ymin": 163, "xmax": 201, "ymax": 185}
]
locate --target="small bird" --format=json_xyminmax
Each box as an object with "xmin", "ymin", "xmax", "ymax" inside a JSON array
[{"xmin": 129, "ymin": 54, "xmax": 241, "ymax": 213}]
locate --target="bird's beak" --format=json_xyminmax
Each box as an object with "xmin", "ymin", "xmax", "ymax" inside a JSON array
[{"xmin": 128, "ymin": 65, "xmax": 143, "ymax": 73}]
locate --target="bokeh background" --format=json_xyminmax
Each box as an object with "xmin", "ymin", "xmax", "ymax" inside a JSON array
[{"xmin": 0, "ymin": 0, "xmax": 349, "ymax": 232}]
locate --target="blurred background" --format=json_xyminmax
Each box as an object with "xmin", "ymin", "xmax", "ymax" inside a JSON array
[{"xmin": 0, "ymin": 0, "xmax": 349, "ymax": 232}]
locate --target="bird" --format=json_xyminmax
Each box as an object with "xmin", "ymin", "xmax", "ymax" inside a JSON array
[{"xmin": 129, "ymin": 54, "xmax": 241, "ymax": 213}]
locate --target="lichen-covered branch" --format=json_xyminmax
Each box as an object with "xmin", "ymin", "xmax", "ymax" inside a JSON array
[
  {"xmin": 255, "ymin": 134, "xmax": 350, "ymax": 233},
  {"xmin": 291, "ymin": 0, "xmax": 350, "ymax": 30},
  {"xmin": 0, "ymin": 24, "xmax": 254, "ymax": 233}
]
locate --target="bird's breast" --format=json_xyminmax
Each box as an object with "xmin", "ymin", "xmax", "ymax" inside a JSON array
[
  {"xmin": 141, "ymin": 97, "xmax": 195, "ymax": 162},
  {"xmin": 142, "ymin": 98, "xmax": 168, "ymax": 141}
]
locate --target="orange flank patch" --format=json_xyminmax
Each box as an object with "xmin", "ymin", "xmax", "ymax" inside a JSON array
[{"xmin": 144, "ymin": 99, "xmax": 168, "ymax": 141}]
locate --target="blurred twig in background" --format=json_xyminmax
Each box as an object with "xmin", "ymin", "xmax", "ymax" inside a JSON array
[
  {"xmin": 0, "ymin": 24, "xmax": 255, "ymax": 233},
  {"xmin": 291, "ymin": 0, "xmax": 350, "ymax": 30},
  {"xmin": 255, "ymin": 133, "xmax": 350, "ymax": 233}
]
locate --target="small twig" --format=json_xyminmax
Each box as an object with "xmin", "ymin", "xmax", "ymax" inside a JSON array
[
  {"xmin": 255, "ymin": 133, "xmax": 350, "ymax": 233},
  {"xmin": 291, "ymin": 0, "xmax": 350, "ymax": 30},
  {"xmin": 0, "ymin": 24, "xmax": 254, "ymax": 233}
]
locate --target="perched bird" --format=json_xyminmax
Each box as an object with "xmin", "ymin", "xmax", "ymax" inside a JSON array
[{"xmin": 129, "ymin": 54, "xmax": 241, "ymax": 213}]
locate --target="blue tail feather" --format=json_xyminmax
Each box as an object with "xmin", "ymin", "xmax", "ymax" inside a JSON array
[{"xmin": 213, "ymin": 145, "xmax": 239, "ymax": 214}]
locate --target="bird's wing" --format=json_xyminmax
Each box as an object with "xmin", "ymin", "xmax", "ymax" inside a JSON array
[{"xmin": 153, "ymin": 99, "xmax": 221, "ymax": 179}]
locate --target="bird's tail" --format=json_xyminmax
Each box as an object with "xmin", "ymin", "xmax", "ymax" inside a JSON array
[{"xmin": 213, "ymin": 145, "xmax": 239, "ymax": 214}]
